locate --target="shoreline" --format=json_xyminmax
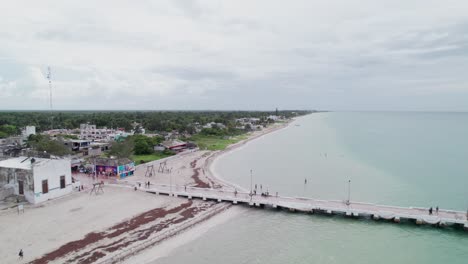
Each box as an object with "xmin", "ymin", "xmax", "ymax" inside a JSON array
[
  {"xmin": 119, "ymin": 118, "xmax": 297, "ymax": 263},
  {"xmin": 7, "ymin": 118, "xmax": 299, "ymax": 264},
  {"xmin": 204, "ymin": 118, "xmax": 297, "ymax": 192}
]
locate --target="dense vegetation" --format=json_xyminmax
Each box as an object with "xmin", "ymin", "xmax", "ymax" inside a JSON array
[
  {"xmin": 1, "ymin": 110, "xmax": 312, "ymax": 161},
  {"xmin": 0, "ymin": 110, "xmax": 312, "ymax": 133},
  {"xmin": 0, "ymin": 124, "xmax": 19, "ymax": 138},
  {"xmin": 26, "ymin": 134, "xmax": 71, "ymax": 156}
]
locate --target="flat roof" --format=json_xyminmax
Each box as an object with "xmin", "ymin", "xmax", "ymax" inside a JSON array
[{"xmin": 0, "ymin": 156, "xmax": 55, "ymax": 170}]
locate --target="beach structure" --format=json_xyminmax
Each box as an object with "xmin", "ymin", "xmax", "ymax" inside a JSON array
[
  {"xmin": 145, "ymin": 185, "xmax": 468, "ymax": 231},
  {"xmin": 160, "ymin": 139, "xmax": 188, "ymax": 152},
  {"xmin": 0, "ymin": 156, "xmax": 72, "ymax": 204},
  {"xmin": 93, "ymin": 157, "xmax": 135, "ymax": 179}
]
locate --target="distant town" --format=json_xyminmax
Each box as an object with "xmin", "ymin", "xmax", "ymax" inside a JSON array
[{"xmin": 0, "ymin": 110, "xmax": 312, "ymax": 205}]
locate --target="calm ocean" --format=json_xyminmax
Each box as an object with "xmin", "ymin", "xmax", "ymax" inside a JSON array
[{"xmin": 156, "ymin": 112, "xmax": 468, "ymax": 264}]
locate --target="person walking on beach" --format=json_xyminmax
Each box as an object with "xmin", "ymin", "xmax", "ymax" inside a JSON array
[
  {"xmin": 18, "ymin": 249, "xmax": 23, "ymax": 260},
  {"xmin": 429, "ymin": 207, "xmax": 433, "ymax": 215}
]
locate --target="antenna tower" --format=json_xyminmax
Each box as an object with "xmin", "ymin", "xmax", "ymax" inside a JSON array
[
  {"xmin": 47, "ymin": 66, "xmax": 54, "ymax": 129},
  {"xmin": 47, "ymin": 66, "xmax": 53, "ymax": 111}
]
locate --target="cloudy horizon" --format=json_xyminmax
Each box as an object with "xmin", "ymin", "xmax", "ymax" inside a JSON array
[{"xmin": 1, "ymin": 0, "xmax": 468, "ymax": 111}]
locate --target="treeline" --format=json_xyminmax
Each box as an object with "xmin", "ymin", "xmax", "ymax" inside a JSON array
[{"xmin": 0, "ymin": 110, "xmax": 313, "ymax": 133}]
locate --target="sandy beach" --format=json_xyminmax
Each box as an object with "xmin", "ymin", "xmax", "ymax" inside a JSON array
[{"xmin": 0, "ymin": 121, "xmax": 292, "ymax": 264}]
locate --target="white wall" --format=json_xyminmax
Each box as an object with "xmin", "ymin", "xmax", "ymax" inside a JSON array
[{"xmin": 32, "ymin": 159, "xmax": 72, "ymax": 204}]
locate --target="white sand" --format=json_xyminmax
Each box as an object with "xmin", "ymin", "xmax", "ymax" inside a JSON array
[
  {"xmin": 0, "ymin": 186, "xmax": 179, "ymax": 264},
  {"xmin": 122, "ymin": 206, "xmax": 245, "ymax": 264},
  {"xmin": 0, "ymin": 121, "xmax": 292, "ymax": 264}
]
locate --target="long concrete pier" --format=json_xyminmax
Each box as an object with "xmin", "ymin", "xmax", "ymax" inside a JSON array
[{"xmin": 144, "ymin": 184, "xmax": 468, "ymax": 230}]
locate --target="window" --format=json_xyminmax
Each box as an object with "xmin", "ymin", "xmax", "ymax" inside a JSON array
[
  {"xmin": 60, "ymin": 176, "xmax": 66, "ymax": 189},
  {"xmin": 42, "ymin": 180, "xmax": 48, "ymax": 194}
]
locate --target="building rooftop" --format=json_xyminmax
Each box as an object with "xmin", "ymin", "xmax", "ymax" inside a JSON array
[{"xmin": 0, "ymin": 156, "xmax": 54, "ymax": 170}]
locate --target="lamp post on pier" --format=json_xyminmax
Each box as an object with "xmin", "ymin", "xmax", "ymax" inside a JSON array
[
  {"xmin": 346, "ymin": 179, "xmax": 351, "ymax": 205},
  {"xmin": 250, "ymin": 169, "xmax": 253, "ymax": 201}
]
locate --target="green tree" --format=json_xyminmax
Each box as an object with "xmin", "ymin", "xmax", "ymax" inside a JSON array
[
  {"xmin": 133, "ymin": 135, "xmax": 154, "ymax": 155},
  {"xmin": 108, "ymin": 138, "xmax": 134, "ymax": 158},
  {"xmin": 28, "ymin": 135, "xmax": 71, "ymax": 157},
  {"xmin": 0, "ymin": 125, "xmax": 18, "ymax": 137}
]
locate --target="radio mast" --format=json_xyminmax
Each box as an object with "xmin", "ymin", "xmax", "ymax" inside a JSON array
[
  {"xmin": 47, "ymin": 66, "xmax": 53, "ymax": 111},
  {"xmin": 47, "ymin": 66, "xmax": 54, "ymax": 129}
]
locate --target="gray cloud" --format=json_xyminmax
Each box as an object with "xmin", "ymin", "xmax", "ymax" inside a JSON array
[{"xmin": 1, "ymin": 0, "xmax": 468, "ymax": 111}]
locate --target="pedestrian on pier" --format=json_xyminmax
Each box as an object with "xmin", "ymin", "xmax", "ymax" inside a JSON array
[
  {"xmin": 234, "ymin": 189, "xmax": 237, "ymax": 197},
  {"xmin": 429, "ymin": 207, "xmax": 433, "ymax": 215},
  {"xmin": 436, "ymin": 206, "xmax": 439, "ymax": 215},
  {"xmin": 18, "ymin": 249, "xmax": 23, "ymax": 260},
  {"xmin": 185, "ymin": 185, "xmax": 187, "ymax": 192}
]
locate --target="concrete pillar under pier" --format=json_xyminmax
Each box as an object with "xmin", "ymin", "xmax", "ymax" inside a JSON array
[
  {"xmin": 233, "ymin": 200, "xmax": 238, "ymax": 204},
  {"xmin": 326, "ymin": 210, "xmax": 332, "ymax": 215},
  {"xmin": 464, "ymin": 223, "xmax": 468, "ymax": 231},
  {"xmin": 394, "ymin": 217, "xmax": 400, "ymax": 223},
  {"xmin": 202, "ymin": 197, "xmax": 206, "ymax": 201},
  {"xmin": 416, "ymin": 219, "xmax": 423, "ymax": 225},
  {"xmin": 249, "ymin": 202, "xmax": 254, "ymax": 207},
  {"xmin": 217, "ymin": 198, "xmax": 222, "ymax": 203},
  {"xmin": 346, "ymin": 211, "xmax": 352, "ymax": 217},
  {"xmin": 272, "ymin": 204, "xmax": 277, "ymax": 209},
  {"xmin": 289, "ymin": 208, "xmax": 296, "ymax": 212},
  {"xmin": 373, "ymin": 215, "xmax": 380, "ymax": 220}
]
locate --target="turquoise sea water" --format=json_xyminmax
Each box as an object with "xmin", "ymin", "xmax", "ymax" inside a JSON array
[{"xmin": 155, "ymin": 112, "xmax": 468, "ymax": 264}]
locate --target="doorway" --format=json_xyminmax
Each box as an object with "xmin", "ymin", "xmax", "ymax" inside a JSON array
[{"xmin": 18, "ymin": 180, "xmax": 24, "ymax": 195}]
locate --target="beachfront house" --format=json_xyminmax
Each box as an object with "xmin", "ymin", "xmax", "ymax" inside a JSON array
[{"xmin": 0, "ymin": 156, "xmax": 72, "ymax": 204}]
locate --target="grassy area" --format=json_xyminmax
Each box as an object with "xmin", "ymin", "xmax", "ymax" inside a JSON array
[
  {"xmin": 190, "ymin": 134, "xmax": 248, "ymax": 151},
  {"xmin": 131, "ymin": 153, "xmax": 173, "ymax": 165}
]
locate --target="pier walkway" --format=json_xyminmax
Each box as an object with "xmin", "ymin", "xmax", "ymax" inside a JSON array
[{"xmin": 142, "ymin": 184, "xmax": 468, "ymax": 229}]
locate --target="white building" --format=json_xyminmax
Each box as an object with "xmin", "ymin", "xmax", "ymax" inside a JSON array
[
  {"xmin": 80, "ymin": 124, "xmax": 115, "ymax": 140},
  {"xmin": 22, "ymin": 126, "xmax": 36, "ymax": 138},
  {"xmin": 0, "ymin": 157, "xmax": 72, "ymax": 204}
]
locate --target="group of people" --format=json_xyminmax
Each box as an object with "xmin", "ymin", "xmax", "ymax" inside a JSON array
[
  {"xmin": 250, "ymin": 184, "xmax": 272, "ymax": 197},
  {"xmin": 428, "ymin": 206, "xmax": 439, "ymax": 215},
  {"xmin": 144, "ymin": 181, "xmax": 151, "ymax": 188}
]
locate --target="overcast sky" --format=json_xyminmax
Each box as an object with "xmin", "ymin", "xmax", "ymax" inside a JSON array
[{"xmin": 1, "ymin": 0, "xmax": 468, "ymax": 111}]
